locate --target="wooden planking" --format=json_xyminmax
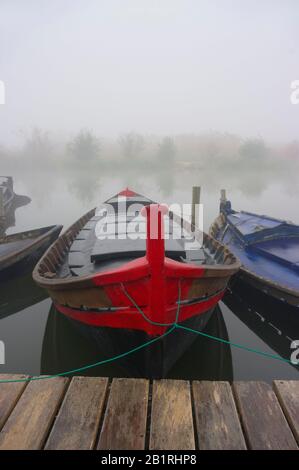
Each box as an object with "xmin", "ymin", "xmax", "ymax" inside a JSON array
[
  {"xmin": 0, "ymin": 375, "xmax": 298, "ymax": 451},
  {"xmin": 150, "ymin": 379, "xmax": 195, "ymax": 450},
  {"xmin": 233, "ymin": 381, "xmax": 298, "ymax": 450},
  {"xmin": 192, "ymin": 381, "xmax": 246, "ymax": 450},
  {"xmin": 45, "ymin": 377, "xmax": 108, "ymax": 450},
  {"xmin": 0, "ymin": 377, "xmax": 68, "ymax": 450},
  {"xmin": 273, "ymin": 380, "xmax": 299, "ymax": 444},
  {"xmin": 0, "ymin": 375, "xmax": 28, "ymax": 431},
  {"xmin": 98, "ymin": 378, "xmax": 148, "ymax": 450}
]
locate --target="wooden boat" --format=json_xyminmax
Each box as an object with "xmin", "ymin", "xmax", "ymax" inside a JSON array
[
  {"xmin": 33, "ymin": 189, "xmax": 240, "ymax": 378},
  {"xmin": 210, "ymin": 191, "xmax": 299, "ymax": 308},
  {"xmin": 0, "ymin": 225, "xmax": 63, "ymax": 279}
]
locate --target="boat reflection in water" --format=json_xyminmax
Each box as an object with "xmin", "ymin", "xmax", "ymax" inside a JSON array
[
  {"xmin": 224, "ymin": 279, "xmax": 299, "ymax": 370},
  {"xmin": 0, "ymin": 261, "xmax": 47, "ymax": 320},
  {"xmin": 41, "ymin": 304, "xmax": 233, "ymax": 381}
]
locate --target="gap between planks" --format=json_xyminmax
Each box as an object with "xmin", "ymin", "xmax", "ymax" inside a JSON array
[{"xmin": 0, "ymin": 376, "xmax": 298, "ymax": 451}]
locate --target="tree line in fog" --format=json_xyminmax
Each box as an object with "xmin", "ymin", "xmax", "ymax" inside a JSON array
[{"xmin": 1, "ymin": 128, "xmax": 298, "ymax": 173}]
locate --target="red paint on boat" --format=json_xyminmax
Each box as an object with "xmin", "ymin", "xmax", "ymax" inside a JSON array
[
  {"xmin": 54, "ymin": 290, "xmax": 225, "ymax": 336},
  {"xmin": 118, "ymin": 188, "xmax": 138, "ymax": 197},
  {"xmin": 54, "ymin": 202, "xmax": 221, "ymax": 335}
]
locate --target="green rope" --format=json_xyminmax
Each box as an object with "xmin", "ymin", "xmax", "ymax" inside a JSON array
[
  {"xmin": 121, "ymin": 281, "xmax": 181, "ymax": 327},
  {"xmin": 0, "ymin": 326, "xmax": 176, "ymax": 383},
  {"xmin": 176, "ymin": 324, "xmax": 297, "ymax": 365},
  {"xmin": 0, "ymin": 282, "xmax": 297, "ymax": 384}
]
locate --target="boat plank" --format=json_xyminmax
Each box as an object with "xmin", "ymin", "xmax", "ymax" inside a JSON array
[
  {"xmin": 192, "ymin": 381, "xmax": 246, "ymax": 450},
  {"xmin": 273, "ymin": 380, "xmax": 299, "ymax": 444},
  {"xmin": 98, "ymin": 378, "xmax": 148, "ymax": 450},
  {"xmin": 233, "ymin": 381, "xmax": 298, "ymax": 450},
  {"xmin": 0, "ymin": 375, "xmax": 28, "ymax": 431},
  {"xmin": 0, "ymin": 377, "xmax": 68, "ymax": 450},
  {"xmin": 45, "ymin": 377, "xmax": 108, "ymax": 450},
  {"xmin": 150, "ymin": 379, "xmax": 195, "ymax": 450}
]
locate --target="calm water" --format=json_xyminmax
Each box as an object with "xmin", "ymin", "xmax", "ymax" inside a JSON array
[{"xmin": 0, "ymin": 167, "xmax": 299, "ymax": 381}]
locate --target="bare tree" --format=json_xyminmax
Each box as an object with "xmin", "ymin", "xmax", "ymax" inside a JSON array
[
  {"xmin": 118, "ymin": 132, "xmax": 144, "ymax": 161},
  {"xmin": 67, "ymin": 130, "xmax": 101, "ymax": 163},
  {"xmin": 157, "ymin": 137, "xmax": 176, "ymax": 167}
]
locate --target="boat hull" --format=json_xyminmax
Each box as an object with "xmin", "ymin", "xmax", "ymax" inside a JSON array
[
  {"xmin": 33, "ymin": 192, "xmax": 240, "ymax": 378},
  {"xmin": 236, "ymin": 268, "xmax": 299, "ymax": 307},
  {"xmin": 0, "ymin": 225, "xmax": 62, "ymax": 280},
  {"xmin": 210, "ymin": 213, "xmax": 299, "ymax": 309},
  {"xmin": 65, "ymin": 305, "xmax": 215, "ymax": 378}
]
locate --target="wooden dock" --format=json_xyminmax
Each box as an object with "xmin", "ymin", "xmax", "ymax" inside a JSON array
[{"xmin": 0, "ymin": 375, "xmax": 298, "ymax": 450}]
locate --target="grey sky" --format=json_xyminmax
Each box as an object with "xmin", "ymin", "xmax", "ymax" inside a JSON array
[{"xmin": 0, "ymin": 0, "xmax": 298, "ymax": 144}]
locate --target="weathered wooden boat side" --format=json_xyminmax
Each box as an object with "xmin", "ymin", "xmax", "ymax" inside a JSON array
[
  {"xmin": 210, "ymin": 193, "xmax": 299, "ymax": 307},
  {"xmin": 0, "ymin": 225, "xmax": 63, "ymax": 278},
  {"xmin": 33, "ymin": 190, "xmax": 240, "ymax": 377},
  {"xmin": 33, "ymin": 203, "xmax": 239, "ymax": 319}
]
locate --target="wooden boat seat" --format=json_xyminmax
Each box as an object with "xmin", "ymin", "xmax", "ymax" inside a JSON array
[
  {"xmin": 185, "ymin": 248, "xmax": 207, "ymax": 264},
  {"xmin": 66, "ymin": 208, "xmax": 197, "ymax": 275},
  {"xmin": 90, "ymin": 238, "xmax": 185, "ymax": 262}
]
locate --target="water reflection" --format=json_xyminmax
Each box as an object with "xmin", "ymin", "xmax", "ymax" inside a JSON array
[
  {"xmin": 0, "ymin": 264, "xmax": 47, "ymax": 320},
  {"xmin": 41, "ymin": 304, "xmax": 233, "ymax": 380},
  {"xmin": 224, "ymin": 281, "xmax": 299, "ymax": 371},
  {"xmin": 0, "ymin": 165, "xmax": 298, "ymax": 381}
]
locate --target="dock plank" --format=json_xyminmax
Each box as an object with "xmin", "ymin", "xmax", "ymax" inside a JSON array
[
  {"xmin": 150, "ymin": 379, "xmax": 195, "ymax": 450},
  {"xmin": 0, "ymin": 375, "xmax": 28, "ymax": 431},
  {"xmin": 233, "ymin": 381, "xmax": 298, "ymax": 450},
  {"xmin": 273, "ymin": 380, "xmax": 299, "ymax": 444},
  {"xmin": 192, "ymin": 381, "xmax": 246, "ymax": 450},
  {"xmin": 0, "ymin": 377, "xmax": 68, "ymax": 450},
  {"xmin": 98, "ymin": 378, "xmax": 148, "ymax": 450},
  {"xmin": 45, "ymin": 377, "xmax": 108, "ymax": 450}
]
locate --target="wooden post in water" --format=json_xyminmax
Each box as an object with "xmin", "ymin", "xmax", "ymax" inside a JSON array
[
  {"xmin": 220, "ymin": 189, "xmax": 226, "ymax": 203},
  {"xmin": 191, "ymin": 186, "xmax": 201, "ymax": 230}
]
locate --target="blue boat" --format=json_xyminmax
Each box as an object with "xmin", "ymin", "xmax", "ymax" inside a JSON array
[{"xmin": 210, "ymin": 191, "xmax": 299, "ymax": 308}]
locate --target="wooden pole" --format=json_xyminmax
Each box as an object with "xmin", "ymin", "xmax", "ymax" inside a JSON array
[
  {"xmin": 220, "ymin": 189, "xmax": 226, "ymax": 203},
  {"xmin": 191, "ymin": 186, "xmax": 201, "ymax": 230}
]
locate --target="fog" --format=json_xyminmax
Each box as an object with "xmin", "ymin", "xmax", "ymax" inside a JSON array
[{"xmin": 1, "ymin": 0, "xmax": 298, "ymax": 145}]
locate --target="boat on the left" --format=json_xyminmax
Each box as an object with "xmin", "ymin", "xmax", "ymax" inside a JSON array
[{"xmin": 0, "ymin": 225, "xmax": 63, "ymax": 279}]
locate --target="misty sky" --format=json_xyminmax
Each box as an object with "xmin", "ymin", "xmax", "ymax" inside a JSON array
[{"xmin": 0, "ymin": 0, "xmax": 298, "ymax": 144}]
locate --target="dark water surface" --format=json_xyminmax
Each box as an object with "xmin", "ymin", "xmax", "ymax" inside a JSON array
[{"xmin": 0, "ymin": 168, "xmax": 298, "ymax": 381}]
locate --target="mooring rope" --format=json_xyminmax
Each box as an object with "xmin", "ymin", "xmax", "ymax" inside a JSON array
[{"xmin": 0, "ymin": 282, "xmax": 297, "ymax": 384}]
